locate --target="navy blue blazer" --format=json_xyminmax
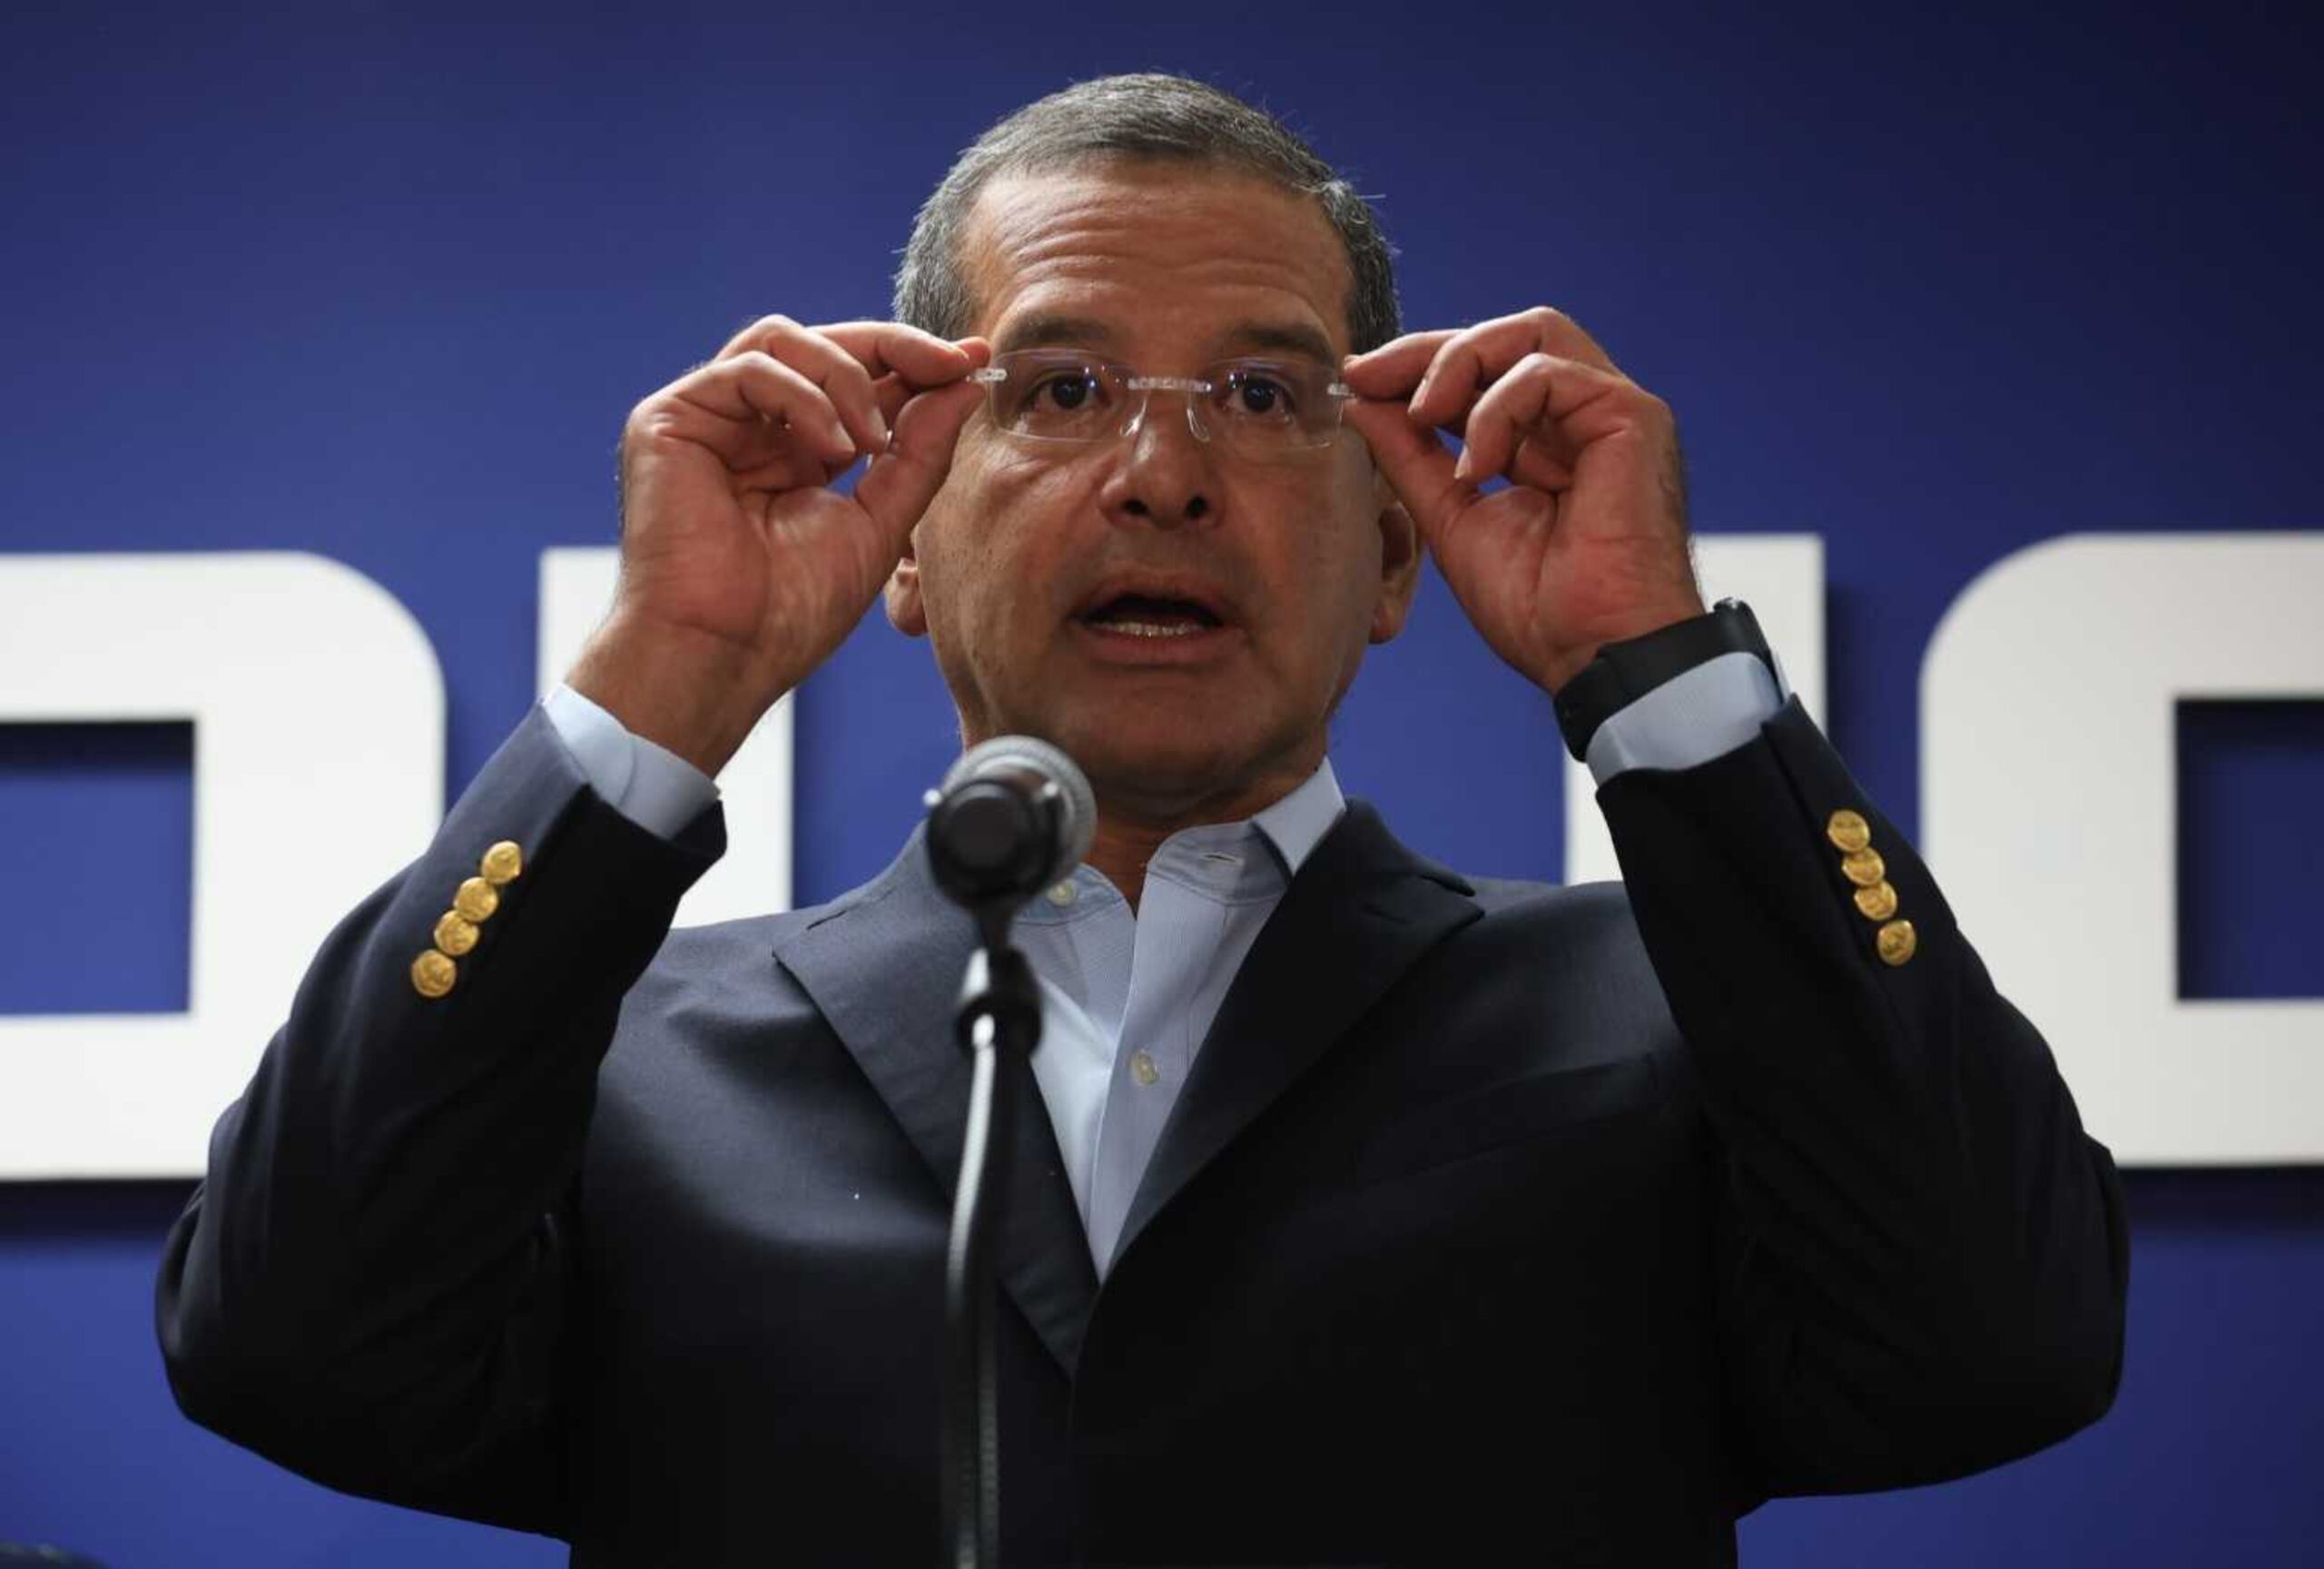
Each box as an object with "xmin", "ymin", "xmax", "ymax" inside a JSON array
[{"xmin": 157, "ymin": 698, "xmax": 2128, "ymax": 1565}]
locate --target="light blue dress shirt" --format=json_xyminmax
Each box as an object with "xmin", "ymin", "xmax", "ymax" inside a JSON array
[
  {"xmin": 1007, "ymin": 762, "xmax": 1344, "ymax": 1277},
  {"xmin": 539, "ymin": 648, "xmax": 1786, "ymax": 1276}
]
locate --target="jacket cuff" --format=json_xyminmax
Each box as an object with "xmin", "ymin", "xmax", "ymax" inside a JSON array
[
  {"xmin": 541, "ymin": 683, "xmax": 721, "ymax": 841},
  {"xmin": 1586, "ymin": 650, "xmax": 1787, "ymax": 783}
]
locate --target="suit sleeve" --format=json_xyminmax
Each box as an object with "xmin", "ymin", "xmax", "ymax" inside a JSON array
[
  {"xmin": 153, "ymin": 706, "xmax": 724, "ymax": 1534},
  {"xmin": 1594, "ymin": 696, "xmax": 2130, "ymax": 1497}
]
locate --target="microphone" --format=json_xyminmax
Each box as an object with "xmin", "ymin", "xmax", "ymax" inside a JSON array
[
  {"xmin": 924, "ymin": 737, "xmax": 1091, "ymax": 1569},
  {"xmin": 923, "ymin": 735, "xmax": 1096, "ymax": 914}
]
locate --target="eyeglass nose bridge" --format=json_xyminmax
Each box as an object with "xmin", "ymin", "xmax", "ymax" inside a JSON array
[{"xmin": 1118, "ymin": 373, "xmax": 1219, "ymax": 445}]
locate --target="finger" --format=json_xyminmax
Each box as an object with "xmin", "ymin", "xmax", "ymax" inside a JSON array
[
  {"xmin": 819, "ymin": 321, "xmax": 988, "ymax": 390},
  {"xmin": 666, "ymin": 351, "xmax": 861, "ymax": 467},
  {"xmin": 1403, "ymin": 311, "xmax": 1550, "ymax": 429},
  {"xmin": 713, "ymin": 315, "xmax": 893, "ymax": 457},
  {"xmin": 1338, "ymin": 329, "xmax": 1460, "ymax": 399},
  {"xmin": 715, "ymin": 311, "xmax": 796, "ymax": 359},
  {"xmin": 1508, "ymin": 432, "xmax": 1575, "ymax": 492},
  {"xmin": 872, "ymin": 334, "xmax": 990, "ymax": 421},
  {"xmin": 806, "ymin": 327, "xmax": 988, "ymax": 456},
  {"xmin": 1454, "ymin": 352, "xmax": 1637, "ymax": 483},
  {"xmin": 1406, "ymin": 307, "xmax": 1625, "ymax": 430},
  {"xmin": 1346, "ymin": 394, "xmax": 1572, "ymax": 498},
  {"xmin": 852, "ymin": 378, "xmax": 987, "ymax": 548},
  {"xmin": 1524, "ymin": 305, "xmax": 1621, "ymax": 375},
  {"xmin": 731, "ymin": 442, "xmax": 854, "ymax": 495},
  {"xmin": 1342, "ymin": 394, "xmax": 1473, "ymax": 552},
  {"xmin": 872, "ymin": 373, "xmax": 914, "ymax": 429}
]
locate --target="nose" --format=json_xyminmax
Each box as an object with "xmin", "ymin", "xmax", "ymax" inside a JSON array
[{"xmin": 1098, "ymin": 386, "xmax": 1217, "ymax": 529}]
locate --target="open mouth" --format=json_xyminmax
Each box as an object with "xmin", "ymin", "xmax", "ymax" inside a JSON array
[{"xmin": 1075, "ymin": 592, "xmax": 1227, "ymax": 639}]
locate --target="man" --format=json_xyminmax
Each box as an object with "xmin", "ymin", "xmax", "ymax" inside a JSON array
[{"xmin": 156, "ymin": 73, "xmax": 2127, "ymax": 1565}]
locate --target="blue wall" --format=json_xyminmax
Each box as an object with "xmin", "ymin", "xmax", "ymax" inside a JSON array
[{"xmin": 3, "ymin": 3, "xmax": 2319, "ymax": 1562}]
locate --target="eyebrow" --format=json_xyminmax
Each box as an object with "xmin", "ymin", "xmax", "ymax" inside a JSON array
[{"xmin": 991, "ymin": 313, "xmax": 1338, "ymax": 365}]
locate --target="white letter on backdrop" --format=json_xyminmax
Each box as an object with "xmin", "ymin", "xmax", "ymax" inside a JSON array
[
  {"xmin": 0, "ymin": 553, "xmax": 443, "ymax": 1178},
  {"xmin": 1924, "ymin": 532, "xmax": 2324, "ymax": 1165}
]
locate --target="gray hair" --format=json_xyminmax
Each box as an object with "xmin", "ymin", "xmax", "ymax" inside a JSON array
[{"xmin": 892, "ymin": 72, "xmax": 1400, "ymax": 356}]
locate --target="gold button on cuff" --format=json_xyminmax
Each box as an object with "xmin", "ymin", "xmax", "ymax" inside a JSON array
[
  {"xmin": 453, "ymin": 876, "xmax": 500, "ymax": 923},
  {"xmin": 433, "ymin": 911, "xmax": 480, "ymax": 957},
  {"xmin": 1130, "ymin": 1050, "xmax": 1160, "ymax": 1088},
  {"xmin": 1840, "ymin": 847, "xmax": 1887, "ymax": 889},
  {"xmin": 1853, "ymin": 882, "xmax": 1899, "ymax": 923},
  {"xmin": 480, "ymin": 841, "xmax": 524, "ymax": 885},
  {"xmin": 410, "ymin": 950, "xmax": 458, "ymax": 998},
  {"xmin": 1826, "ymin": 809, "xmax": 1872, "ymax": 854},
  {"xmin": 1876, "ymin": 919, "xmax": 1918, "ymax": 966}
]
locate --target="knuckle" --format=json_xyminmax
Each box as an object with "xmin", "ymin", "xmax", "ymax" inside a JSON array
[
  {"xmin": 622, "ymin": 398, "xmax": 665, "ymax": 439},
  {"xmin": 727, "ymin": 315, "xmax": 796, "ymax": 356},
  {"xmin": 727, "ymin": 312, "xmax": 793, "ymax": 350},
  {"xmin": 1423, "ymin": 342, "xmax": 1467, "ymax": 383}
]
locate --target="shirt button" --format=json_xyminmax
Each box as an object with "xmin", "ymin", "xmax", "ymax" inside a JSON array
[
  {"xmin": 1130, "ymin": 1050, "xmax": 1159, "ymax": 1087},
  {"xmin": 1046, "ymin": 880, "xmax": 1078, "ymax": 907}
]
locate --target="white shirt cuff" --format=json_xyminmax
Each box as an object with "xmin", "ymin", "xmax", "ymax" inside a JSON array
[
  {"xmin": 1584, "ymin": 649, "xmax": 1789, "ymax": 784},
  {"xmin": 541, "ymin": 683, "xmax": 721, "ymax": 839}
]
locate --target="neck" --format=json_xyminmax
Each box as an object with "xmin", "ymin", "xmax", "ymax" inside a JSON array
[{"xmin": 1085, "ymin": 761, "xmax": 1316, "ymax": 912}]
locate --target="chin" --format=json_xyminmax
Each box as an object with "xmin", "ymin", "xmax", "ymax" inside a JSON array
[{"xmin": 1039, "ymin": 708, "xmax": 1284, "ymax": 807}]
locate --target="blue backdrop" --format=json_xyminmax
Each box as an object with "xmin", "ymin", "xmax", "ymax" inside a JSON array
[{"xmin": 3, "ymin": 3, "xmax": 2319, "ymax": 1563}]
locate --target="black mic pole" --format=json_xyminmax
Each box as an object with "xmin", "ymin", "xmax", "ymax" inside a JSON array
[
  {"xmin": 924, "ymin": 736, "xmax": 1093, "ymax": 1569},
  {"xmin": 944, "ymin": 933, "xmax": 1040, "ymax": 1569}
]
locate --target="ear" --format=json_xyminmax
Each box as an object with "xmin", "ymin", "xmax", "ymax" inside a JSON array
[
  {"xmin": 884, "ymin": 531, "xmax": 929, "ymax": 637},
  {"xmin": 1368, "ymin": 471, "xmax": 1421, "ymax": 645}
]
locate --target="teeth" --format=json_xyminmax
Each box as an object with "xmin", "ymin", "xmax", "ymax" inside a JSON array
[{"xmin": 1100, "ymin": 619, "xmax": 1206, "ymax": 637}]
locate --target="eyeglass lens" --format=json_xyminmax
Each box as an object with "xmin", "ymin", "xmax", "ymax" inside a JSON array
[{"xmin": 983, "ymin": 351, "xmax": 1344, "ymax": 449}]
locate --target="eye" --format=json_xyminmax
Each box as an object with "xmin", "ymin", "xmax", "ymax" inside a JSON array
[
  {"xmin": 1027, "ymin": 369, "xmax": 1105, "ymax": 413},
  {"xmin": 1218, "ymin": 367, "xmax": 1301, "ymax": 421}
]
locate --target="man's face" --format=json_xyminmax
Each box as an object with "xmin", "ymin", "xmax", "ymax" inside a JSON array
[{"xmin": 887, "ymin": 160, "xmax": 1419, "ymax": 818}]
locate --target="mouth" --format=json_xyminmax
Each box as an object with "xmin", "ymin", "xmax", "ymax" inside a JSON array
[
  {"xmin": 1075, "ymin": 592, "xmax": 1226, "ymax": 638},
  {"xmin": 1069, "ymin": 580, "xmax": 1237, "ymax": 663}
]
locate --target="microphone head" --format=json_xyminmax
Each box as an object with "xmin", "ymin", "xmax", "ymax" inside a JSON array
[{"xmin": 927, "ymin": 735, "xmax": 1096, "ymax": 906}]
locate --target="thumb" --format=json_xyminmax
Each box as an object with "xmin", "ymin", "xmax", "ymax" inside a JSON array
[
  {"xmin": 1344, "ymin": 397, "xmax": 1467, "ymax": 551},
  {"xmin": 853, "ymin": 379, "xmax": 986, "ymax": 546}
]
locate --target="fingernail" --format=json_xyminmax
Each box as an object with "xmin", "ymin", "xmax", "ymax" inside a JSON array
[
  {"xmin": 1452, "ymin": 448, "xmax": 1474, "ymax": 481},
  {"xmin": 873, "ymin": 414, "xmax": 891, "ymax": 451}
]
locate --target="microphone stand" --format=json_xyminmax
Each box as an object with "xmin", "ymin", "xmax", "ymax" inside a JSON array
[
  {"xmin": 924, "ymin": 734, "xmax": 1091, "ymax": 1569},
  {"xmin": 942, "ymin": 914, "xmax": 1042, "ymax": 1569}
]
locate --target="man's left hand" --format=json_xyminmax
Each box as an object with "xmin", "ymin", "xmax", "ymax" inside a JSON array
[{"xmin": 1342, "ymin": 307, "xmax": 1707, "ymax": 693}]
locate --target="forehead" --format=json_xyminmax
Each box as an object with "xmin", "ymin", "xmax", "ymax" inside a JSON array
[{"xmin": 959, "ymin": 160, "xmax": 1354, "ymax": 362}]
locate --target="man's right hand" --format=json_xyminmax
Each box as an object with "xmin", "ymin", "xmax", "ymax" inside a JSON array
[{"xmin": 566, "ymin": 315, "xmax": 991, "ymax": 776}]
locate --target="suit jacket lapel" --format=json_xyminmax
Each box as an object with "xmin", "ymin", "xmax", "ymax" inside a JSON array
[
  {"xmin": 771, "ymin": 832, "xmax": 1099, "ymax": 1375},
  {"xmin": 1110, "ymin": 800, "xmax": 1481, "ymax": 1274}
]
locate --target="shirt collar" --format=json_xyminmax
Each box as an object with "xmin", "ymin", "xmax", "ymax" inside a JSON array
[
  {"xmin": 1013, "ymin": 757, "xmax": 1347, "ymax": 922},
  {"xmin": 1246, "ymin": 755, "xmax": 1346, "ymax": 880}
]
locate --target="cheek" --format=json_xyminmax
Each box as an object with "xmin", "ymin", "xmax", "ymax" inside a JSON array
[
  {"xmin": 923, "ymin": 446, "xmax": 1094, "ymax": 639},
  {"xmin": 1282, "ymin": 469, "xmax": 1389, "ymax": 635}
]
